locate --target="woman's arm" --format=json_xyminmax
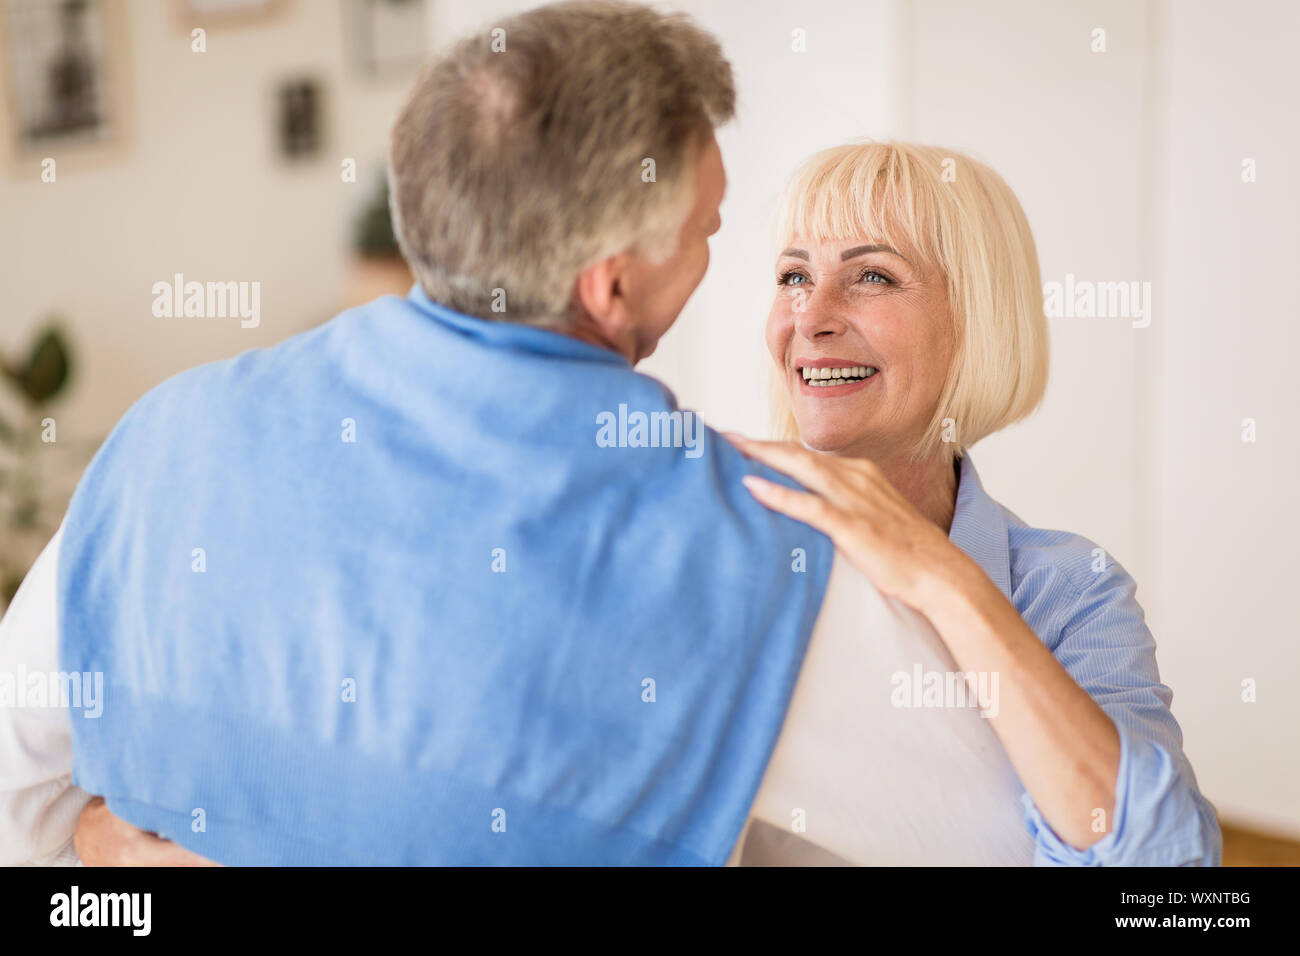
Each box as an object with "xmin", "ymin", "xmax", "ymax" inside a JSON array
[
  {"xmin": 1017, "ymin": 564, "xmax": 1220, "ymax": 866},
  {"xmin": 916, "ymin": 550, "xmax": 1119, "ymax": 849},
  {"xmin": 728, "ymin": 437, "xmax": 1216, "ymax": 861}
]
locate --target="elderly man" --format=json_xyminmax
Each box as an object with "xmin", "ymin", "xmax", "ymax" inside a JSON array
[{"xmin": 0, "ymin": 1, "xmax": 996, "ymax": 866}]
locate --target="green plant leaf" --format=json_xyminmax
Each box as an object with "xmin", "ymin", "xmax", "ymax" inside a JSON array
[
  {"xmin": 4, "ymin": 325, "xmax": 72, "ymax": 404},
  {"xmin": 353, "ymin": 175, "xmax": 401, "ymax": 258}
]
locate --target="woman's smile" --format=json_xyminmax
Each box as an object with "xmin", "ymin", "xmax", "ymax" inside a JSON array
[{"xmin": 795, "ymin": 358, "xmax": 881, "ymax": 396}]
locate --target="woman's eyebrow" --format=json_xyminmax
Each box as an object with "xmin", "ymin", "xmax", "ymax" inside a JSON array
[
  {"xmin": 777, "ymin": 245, "xmax": 910, "ymax": 263},
  {"xmin": 841, "ymin": 244, "xmax": 907, "ymax": 262}
]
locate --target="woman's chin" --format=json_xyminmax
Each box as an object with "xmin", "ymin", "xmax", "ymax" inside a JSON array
[{"xmin": 793, "ymin": 423, "xmax": 870, "ymax": 456}]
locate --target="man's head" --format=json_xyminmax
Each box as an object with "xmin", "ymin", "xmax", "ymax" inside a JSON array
[{"xmin": 389, "ymin": 1, "xmax": 733, "ymax": 363}]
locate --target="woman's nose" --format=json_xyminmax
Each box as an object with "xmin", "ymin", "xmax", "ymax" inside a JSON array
[{"xmin": 793, "ymin": 298, "xmax": 849, "ymax": 340}]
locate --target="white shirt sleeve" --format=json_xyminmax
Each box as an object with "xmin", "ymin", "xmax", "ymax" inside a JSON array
[{"xmin": 0, "ymin": 523, "xmax": 88, "ymax": 865}]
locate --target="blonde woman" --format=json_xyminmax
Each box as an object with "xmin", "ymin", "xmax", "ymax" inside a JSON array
[{"xmin": 730, "ymin": 141, "xmax": 1220, "ymax": 865}]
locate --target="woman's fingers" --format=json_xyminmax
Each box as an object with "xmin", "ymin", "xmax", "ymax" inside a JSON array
[
  {"xmin": 741, "ymin": 474, "xmax": 836, "ymax": 533},
  {"xmin": 74, "ymin": 796, "xmax": 220, "ymax": 866},
  {"xmin": 725, "ymin": 435, "xmax": 837, "ymax": 497}
]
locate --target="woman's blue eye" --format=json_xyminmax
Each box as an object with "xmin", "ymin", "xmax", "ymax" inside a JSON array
[
  {"xmin": 861, "ymin": 270, "xmax": 889, "ymax": 284},
  {"xmin": 778, "ymin": 271, "xmax": 808, "ymax": 286}
]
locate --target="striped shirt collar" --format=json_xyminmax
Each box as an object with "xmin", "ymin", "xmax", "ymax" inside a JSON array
[{"xmin": 948, "ymin": 453, "xmax": 1013, "ymax": 602}]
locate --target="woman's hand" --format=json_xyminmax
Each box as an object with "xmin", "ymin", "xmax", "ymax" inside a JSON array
[
  {"xmin": 74, "ymin": 797, "xmax": 219, "ymax": 867},
  {"xmin": 726, "ymin": 435, "xmax": 973, "ymax": 608}
]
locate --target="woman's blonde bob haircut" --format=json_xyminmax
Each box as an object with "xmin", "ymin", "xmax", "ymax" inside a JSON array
[{"xmin": 771, "ymin": 141, "xmax": 1050, "ymax": 461}]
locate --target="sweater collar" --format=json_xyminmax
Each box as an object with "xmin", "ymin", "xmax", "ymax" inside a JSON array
[{"xmin": 406, "ymin": 284, "xmax": 630, "ymax": 367}]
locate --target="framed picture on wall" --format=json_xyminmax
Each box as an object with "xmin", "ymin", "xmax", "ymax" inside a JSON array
[
  {"xmin": 173, "ymin": 0, "xmax": 288, "ymax": 29},
  {"xmin": 0, "ymin": 0, "xmax": 133, "ymax": 176},
  {"xmin": 275, "ymin": 75, "xmax": 324, "ymax": 160}
]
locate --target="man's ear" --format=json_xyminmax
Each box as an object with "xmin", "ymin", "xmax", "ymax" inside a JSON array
[{"xmin": 573, "ymin": 252, "xmax": 632, "ymax": 326}]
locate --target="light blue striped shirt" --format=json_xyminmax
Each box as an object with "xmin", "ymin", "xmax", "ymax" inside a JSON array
[{"xmin": 950, "ymin": 454, "xmax": 1221, "ymax": 866}]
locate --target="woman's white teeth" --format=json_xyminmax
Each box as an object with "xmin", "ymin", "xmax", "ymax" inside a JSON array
[{"xmin": 800, "ymin": 365, "xmax": 877, "ymax": 385}]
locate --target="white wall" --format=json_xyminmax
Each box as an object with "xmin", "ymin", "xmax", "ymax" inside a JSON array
[
  {"xmin": 904, "ymin": 0, "xmax": 1153, "ymax": 578},
  {"xmin": 1146, "ymin": 0, "xmax": 1300, "ymax": 834},
  {"xmin": 2, "ymin": 0, "xmax": 1296, "ymax": 833}
]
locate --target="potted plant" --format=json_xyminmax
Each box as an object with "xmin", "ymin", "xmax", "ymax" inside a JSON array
[{"xmin": 0, "ymin": 323, "xmax": 74, "ymax": 607}]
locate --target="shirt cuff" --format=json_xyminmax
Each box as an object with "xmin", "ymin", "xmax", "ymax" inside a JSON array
[{"xmin": 1019, "ymin": 718, "xmax": 1216, "ymax": 866}]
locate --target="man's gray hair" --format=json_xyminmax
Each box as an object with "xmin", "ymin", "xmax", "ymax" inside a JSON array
[{"xmin": 388, "ymin": 1, "xmax": 735, "ymax": 328}]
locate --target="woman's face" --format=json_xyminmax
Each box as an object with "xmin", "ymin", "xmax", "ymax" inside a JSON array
[{"xmin": 765, "ymin": 238, "xmax": 954, "ymax": 458}]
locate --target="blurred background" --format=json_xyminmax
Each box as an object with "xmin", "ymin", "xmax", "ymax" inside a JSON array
[{"xmin": 1, "ymin": 0, "xmax": 1296, "ymax": 862}]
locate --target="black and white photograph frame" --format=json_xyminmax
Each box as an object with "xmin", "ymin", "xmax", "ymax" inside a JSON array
[{"xmin": 0, "ymin": 0, "xmax": 132, "ymax": 175}]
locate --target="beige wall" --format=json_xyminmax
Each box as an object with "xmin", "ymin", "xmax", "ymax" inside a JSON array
[{"xmin": 2, "ymin": 0, "xmax": 410, "ymax": 439}]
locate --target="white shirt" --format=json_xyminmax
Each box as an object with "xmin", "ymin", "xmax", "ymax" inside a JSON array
[
  {"xmin": 0, "ymin": 525, "xmax": 87, "ymax": 865},
  {"xmin": 729, "ymin": 556, "xmax": 1034, "ymax": 865},
  {"xmin": 0, "ymin": 526, "xmax": 1033, "ymax": 865}
]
